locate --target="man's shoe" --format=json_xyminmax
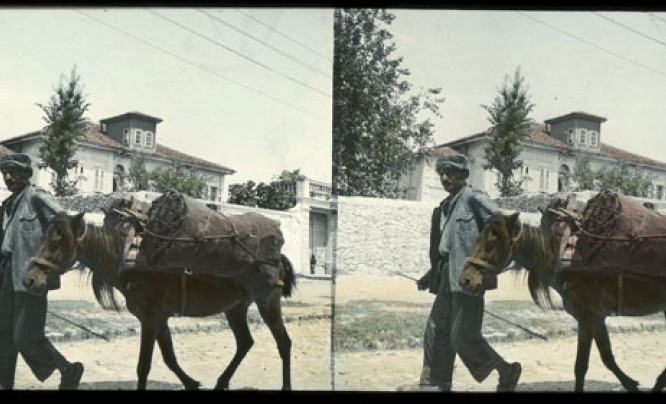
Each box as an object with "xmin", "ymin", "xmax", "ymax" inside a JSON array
[
  {"xmin": 60, "ymin": 362, "xmax": 84, "ymax": 390},
  {"xmin": 497, "ymin": 362, "xmax": 521, "ymax": 392}
]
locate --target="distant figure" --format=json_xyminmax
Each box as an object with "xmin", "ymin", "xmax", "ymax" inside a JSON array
[
  {"xmin": 310, "ymin": 254, "xmax": 317, "ymax": 275},
  {"xmin": 644, "ymin": 202, "xmax": 655, "ymax": 211},
  {"xmin": 0, "ymin": 153, "xmax": 84, "ymax": 390}
]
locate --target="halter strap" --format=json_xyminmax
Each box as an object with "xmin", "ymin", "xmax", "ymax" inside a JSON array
[
  {"xmin": 30, "ymin": 256, "xmax": 64, "ymax": 273},
  {"xmin": 466, "ymin": 219, "xmax": 523, "ymax": 275}
]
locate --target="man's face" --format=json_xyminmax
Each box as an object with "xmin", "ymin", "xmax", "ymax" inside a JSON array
[
  {"xmin": 440, "ymin": 169, "xmax": 466, "ymax": 194},
  {"xmin": 2, "ymin": 169, "xmax": 30, "ymax": 193}
]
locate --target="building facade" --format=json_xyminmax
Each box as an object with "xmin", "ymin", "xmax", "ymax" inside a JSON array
[
  {"xmin": 404, "ymin": 111, "xmax": 666, "ymax": 203},
  {"xmin": 0, "ymin": 111, "xmax": 235, "ymax": 201}
]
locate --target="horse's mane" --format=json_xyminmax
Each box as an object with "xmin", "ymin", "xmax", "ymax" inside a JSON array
[
  {"xmin": 77, "ymin": 222, "xmax": 126, "ymax": 311},
  {"xmin": 513, "ymin": 223, "xmax": 561, "ymax": 309}
]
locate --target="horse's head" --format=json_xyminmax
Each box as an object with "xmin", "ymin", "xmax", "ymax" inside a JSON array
[
  {"xmin": 23, "ymin": 211, "xmax": 86, "ymax": 295},
  {"xmin": 460, "ymin": 211, "xmax": 522, "ymax": 295}
]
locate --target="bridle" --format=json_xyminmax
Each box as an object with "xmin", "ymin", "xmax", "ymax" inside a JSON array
[
  {"xmin": 29, "ymin": 221, "xmax": 88, "ymax": 276},
  {"xmin": 465, "ymin": 221, "xmax": 523, "ymax": 276}
]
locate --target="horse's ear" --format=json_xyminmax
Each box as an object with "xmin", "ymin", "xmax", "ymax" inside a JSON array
[
  {"xmin": 508, "ymin": 211, "xmax": 521, "ymax": 236},
  {"xmin": 72, "ymin": 212, "xmax": 86, "ymax": 238}
]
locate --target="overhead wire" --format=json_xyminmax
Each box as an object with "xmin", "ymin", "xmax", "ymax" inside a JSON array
[
  {"xmin": 593, "ymin": 12, "xmax": 666, "ymax": 49},
  {"xmin": 518, "ymin": 11, "xmax": 666, "ymax": 79},
  {"xmin": 148, "ymin": 9, "xmax": 332, "ymax": 98},
  {"xmin": 75, "ymin": 10, "xmax": 327, "ymax": 121},
  {"xmin": 234, "ymin": 8, "xmax": 332, "ymax": 63},
  {"xmin": 198, "ymin": 9, "xmax": 331, "ymax": 78}
]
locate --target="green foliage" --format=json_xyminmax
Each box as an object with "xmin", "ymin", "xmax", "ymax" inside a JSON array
[
  {"xmin": 333, "ymin": 9, "xmax": 444, "ymax": 198},
  {"xmin": 150, "ymin": 163, "xmax": 207, "ymax": 198},
  {"xmin": 572, "ymin": 157, "xmax": 653, "ymax": 197},
  {"xmin": 596, "ymin": 164, "xmax": 653, "ymax": 197},
  {"xmin": 37, "ymin": 66, "xmax": 91, "ymax": 196},
  {"xmin": 128, "ymin": 154, "xmax": 151, "ymax": 191},
  {"xmin": 482, "ymin": 67, "xmax": 534, "ymax": 197},
  {"xmin": 228, "ymin": 180, "xmax": 259, "ymax": 207},
  {"xmin": 227, "ymin": 169, "xmax": 301, "ymax": 211},
  {"xmin": 572, "ymin": 155, "xmax": 595, "ymax": 191}
]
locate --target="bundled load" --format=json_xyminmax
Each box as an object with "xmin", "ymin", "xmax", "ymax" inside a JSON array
[
  {"xmin": 104, "ymin": 191, "xmax": 285, "ymax": 297},
  {"xmin": 557, "ymin": 190, "xmax": 666, "ymax": 278}
]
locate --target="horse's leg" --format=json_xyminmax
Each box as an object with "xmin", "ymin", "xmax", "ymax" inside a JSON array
[
  {"xmin": 155, "ymin": 319, "xmax": 201, "ymax": 390},
  {"xmin": 256, "ymin": 289, "xmax": 291, "ymax": 391},
  {"xmin": 136, "ymin": 319, "xmax": 158, "ymax": 390},
  {"xmin": 215, "ymin": 302, "xmax": 253, "ymax": 390},
  {"xmin": 652, "ymin": 311, "xmax": 666, "ymax": 392},
  {"xmin": 573, "ymin": 319, "xmax": 594, "ymax": 392},
  {"xmin": 593, "ymin": 320, "xmax": 639, "ymax": 392}
]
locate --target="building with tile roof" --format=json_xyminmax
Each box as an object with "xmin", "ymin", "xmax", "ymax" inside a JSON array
[
  {"xmin": 403, "ymin": 111, "xmax": 666, "ymax": 202},
  {"xmin": 0, "ymin": 112, "xmax": 235, "ymax": 201}
]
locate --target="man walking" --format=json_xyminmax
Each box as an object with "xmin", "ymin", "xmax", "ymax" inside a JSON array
[
  {"xmin": 0, "ymin": 153, "xmax": 84, "ymax": 390},
  {"xmin": 417, "ymin": 154, "xmax": 521, "ymax": 392}
]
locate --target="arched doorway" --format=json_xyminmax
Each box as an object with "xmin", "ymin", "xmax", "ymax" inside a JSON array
[
  {"xmin": 113, "ymin": 165, "xmax": 126, "ymax": 192},
  {"xmin": 558, "ymin": 164, "xmax": 570, "ymax": 192}
]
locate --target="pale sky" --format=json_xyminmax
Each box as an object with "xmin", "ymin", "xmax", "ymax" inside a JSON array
[
  {"xmin": 0, "ymin": 8, "xmax": 333, "ymax": 185},
  {"xmin": 388, "ymin": 9, "xmax": 666, "ymax": 163}
]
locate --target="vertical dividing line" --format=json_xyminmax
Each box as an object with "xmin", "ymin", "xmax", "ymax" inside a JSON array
[{"xmin": 330, "ymin": 206, "xmax": 338, "ymax": 391}]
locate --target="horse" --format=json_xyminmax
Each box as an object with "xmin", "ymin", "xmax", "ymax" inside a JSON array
[
  {"xmin": 22, "ymin": 211, "xmax": 296, "ymax": 390},
  {"xmin": 459, "ymin": 209, "xmax": 666, "ymax": 392}
]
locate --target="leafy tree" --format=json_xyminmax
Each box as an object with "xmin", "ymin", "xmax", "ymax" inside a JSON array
[
  {"xmin": 482, "ymin": 67, "xmax": 534, "ymax": 197},
  {"xmin": 128, "ymin": 154, "xmax": 151, "ymax": 191},
  {"xmin": 572, "ymin": 155, "xmax": 595, "ymax": 191},
  {"xmin": 37, "ymin": 67, "xmax": 91, "ymax": 196},
  {"xmin": 151, "ymin": 163, "xmax": 207, "ymax": 198},
  {"xmin": 227, "ymin": 169, "xmax": 302, "ymax": 210},
  {"xmin": 333, "ymin": 8, "xmax": 444, "ymax": 198},
  {"xmin": 572, "ymin": 157, "xmax": 653, "ymax": 197},
  {"xmin": 228, "ymin": 180, "xmax": 259, "ymax": 207},
  {"xmin": 595, "ymin": 163, "xmax": 653, "ymax": 197}
]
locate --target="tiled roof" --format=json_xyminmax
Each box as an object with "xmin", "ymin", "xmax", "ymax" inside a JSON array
[
  {"xmin": 438, "ymin": 121, "xmax": 666, "ymax": 169},
  {"xmin": 99, "ymin": 111, "xmax": 163, "ymax": 124},
  {"xmin": 1, "ymin": 125, "xmax": 234, "ymax": 174},
  {"xmin": 544, "ymin": 111, "xmax": 607, "ymax": 124}
]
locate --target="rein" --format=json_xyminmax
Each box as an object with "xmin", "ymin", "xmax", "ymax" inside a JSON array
[
  {"xmin": 548, "ymin": 207, "xmax": 666, "ymax": 242},
  {"xmin": 116, "ymin": 207, "xmax": 280, "ymax": 267}
]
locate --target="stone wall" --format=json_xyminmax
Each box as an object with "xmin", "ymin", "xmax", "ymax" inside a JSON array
[
  {"xmin": 335, "ymin": 195, "xmax": 543, "ymax": 277},
  {"xmin": 335, "ymin": 196, "xmax": 433, "ymax": 277}
]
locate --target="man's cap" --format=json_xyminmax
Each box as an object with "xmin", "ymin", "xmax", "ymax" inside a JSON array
[
  {"xmin": 0, "ymin": 153, "xmax": 33, "ymax": 177},
  {"xmin": 435, "ymin": 154, "xmax": 469, "ymax": 178}
]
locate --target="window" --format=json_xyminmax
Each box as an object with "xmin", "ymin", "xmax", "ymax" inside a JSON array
[
  {"xmin": 210, "ymin": 186, "xmax": 219, "ymax": 202},
  {"xmin": 539, "ymin": 168, "xmax": 550, "ymax": 191},
  {"xmin": 589, "ymin": 131, "xmax": 598, "ymax": 147},
  {"xmin": 144, "ymin": 131, "xmax": 154, "ymax": 147},
  {"xmin": 123, "ymin": 129, "xmax": 130, "ymax": 146},
  {"xmin": 94, "ymin": 168, "xmax": 105, "ymax": 191},
  {"xmin": 567, "ymin": 128, "xmax": 575, "ymax": 145},
  {"xmin": 579, "ymin": 129, "xmax": 587, "ymax": 145},
  {"xmin": 134, "ymin": 129, "xmax": 143, "ymax": 146},
  {"xmin": 658, "ymin": 185, "xmax": 664, "ymax": 201}
]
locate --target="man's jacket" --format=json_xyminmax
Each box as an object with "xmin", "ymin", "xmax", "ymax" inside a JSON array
[
  {"xmin": 428, "ymin": 185, "xmax": 498, "ymax": 295},
  {"xmin": 1, "ymin": 185, "xmax": 63, "ymax": 292}
]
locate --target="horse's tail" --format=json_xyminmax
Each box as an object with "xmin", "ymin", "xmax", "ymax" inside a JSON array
[{"xmin": 280, "ymin": 254, "xmax": 296, "ymax": 298}]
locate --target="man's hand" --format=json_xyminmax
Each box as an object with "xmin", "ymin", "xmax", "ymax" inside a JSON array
[{"xmin": 417, "ymin": 271, "xmax": 430, "ymax": 291}]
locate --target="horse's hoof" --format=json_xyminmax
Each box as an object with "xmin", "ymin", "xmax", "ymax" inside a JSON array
[
  {"xmin": 184, "ymin": 381, "xmax": 201, "ymax": 391},
  {"xmin": 623, "ymin": 380, "xmax": 640, "ymax": 392}
]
